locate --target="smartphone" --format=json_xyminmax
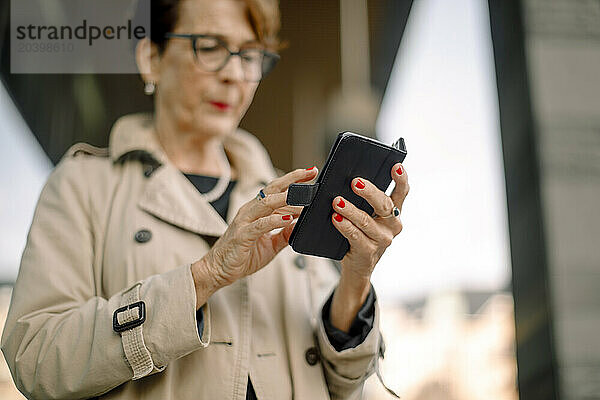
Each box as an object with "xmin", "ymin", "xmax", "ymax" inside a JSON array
[{"xmin": 286, "ymin": 132, "xmax": 407, "ymax": 260}]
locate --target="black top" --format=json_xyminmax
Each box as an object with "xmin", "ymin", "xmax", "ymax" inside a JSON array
[
  {"xmin": 183, "ymin": 172, "xmax": 375, "ymax": 399},
  {"xmin": 184, "ymin": 174, "xmax": 237, "ymax": 221}
]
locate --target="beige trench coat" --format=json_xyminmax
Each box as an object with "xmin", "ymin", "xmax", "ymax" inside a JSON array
[{"xmin": 1, "ymin": 113, "xmax": 383, "ymax": 400}]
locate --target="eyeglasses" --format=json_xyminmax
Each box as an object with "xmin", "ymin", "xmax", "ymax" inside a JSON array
[{"xmin": 164, "ymin": 33, "xmax": 280, "ymax": 82}]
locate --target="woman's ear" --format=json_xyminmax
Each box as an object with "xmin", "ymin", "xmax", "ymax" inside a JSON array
[{"xmin": 136, "ymin": 37, "xmax": 161, "ymax": 84}]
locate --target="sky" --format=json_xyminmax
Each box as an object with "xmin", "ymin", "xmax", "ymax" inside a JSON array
[
  {"xmin": 0, "ymin": 81, "xmax": 52, "ymax": 282},
  {"xmin": 373, "ymin": 0, "xmax": 512, "ymax": 302}
]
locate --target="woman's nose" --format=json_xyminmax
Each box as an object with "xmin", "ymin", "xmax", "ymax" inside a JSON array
[{"xmin": 217, "ymin": 54, "xmax": 245, "ymax": 83}]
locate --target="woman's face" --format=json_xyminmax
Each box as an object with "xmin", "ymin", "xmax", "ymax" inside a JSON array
[{"xmin": 155, "ymin": 0, "xmax": 260, "ymax": 139}]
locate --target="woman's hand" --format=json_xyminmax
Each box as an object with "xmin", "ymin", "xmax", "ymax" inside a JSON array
[
  {"xmin": 191, "ymin": 167, "xmax": 318, "ymax": 304},
  {"xmin": 328, "ymin": 163, "xmax": 409, "ymax": 332}
]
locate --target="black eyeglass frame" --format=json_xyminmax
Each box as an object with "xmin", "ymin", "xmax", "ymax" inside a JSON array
[{"xmin": 164, "ymin": 32, "xmax": 280, "ymax": 82}]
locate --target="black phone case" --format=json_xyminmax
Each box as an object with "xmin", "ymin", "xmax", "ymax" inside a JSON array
[{"xmin": 286, "ymin": 132, "xmax": 407, "ymax": 260}]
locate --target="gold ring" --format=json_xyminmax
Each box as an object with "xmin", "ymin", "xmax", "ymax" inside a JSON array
[{"xmin": 379, "ymin": 206, "xmax": 400, "ymax": 219}]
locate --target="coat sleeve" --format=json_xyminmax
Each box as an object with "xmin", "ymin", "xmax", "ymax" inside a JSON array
[
  {"xmin": 0, "ymin": 157, "xmax": 210, "ymax": 399},
  {"xmin": 308, "ymin": 259, "xmax": 382, "ymax": 400},
  {"xmin": 316, "ymin": 294, "xmax": 381, "ymax": 400}
]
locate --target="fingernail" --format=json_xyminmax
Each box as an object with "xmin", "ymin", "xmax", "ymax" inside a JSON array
[
  {"xmin": 282, "ymin": 215, "xmax": 292, "ymax": 221},
  {"xmin": 337, "ymin": 198, "xmax": 345, "ymax": 208},
  {"xmin": 334, "ymin": 213, "xmax": 343, "ymax": 222},
  {"xmin": 396, "ymin": 165, "xmax": 403, "ymax": 175},
  {"xmin": 355, "ymin": 179, "xmax": 365, "ymax": 189},
  {"xmin": 306, "ymin": 166, "xmax": 315, "ymax": 170}
]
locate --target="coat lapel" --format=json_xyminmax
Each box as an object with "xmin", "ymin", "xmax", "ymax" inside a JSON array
[{"xmin": 138, "ymin": 162, "xmax": 229, "ymax": 237}]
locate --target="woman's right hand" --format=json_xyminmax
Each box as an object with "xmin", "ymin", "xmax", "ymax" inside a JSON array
[{"xmin": 191, "ymin": 167, "xmax": 318, "ymax": 301}]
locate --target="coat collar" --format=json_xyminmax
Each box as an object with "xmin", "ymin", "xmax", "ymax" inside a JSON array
[
  {"xmin": 108, "ymin": 113, "xmax": 275, "ymax": 186},
  {"xmin": 108, "ymin": 113, "xmax": 277, "ymax": 236}
]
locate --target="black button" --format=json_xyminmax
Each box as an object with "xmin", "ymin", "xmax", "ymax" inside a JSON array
[
  {"xmin": 294, "ymin": 255, "xmax": 306, "ymax": 270},
  {"xmin": 134, "ymin": 229, "xmax": 152, "ymax": 243},
  {"xmin": 305, "ymin": 347, "xmax": 320, "ymax": 366}
]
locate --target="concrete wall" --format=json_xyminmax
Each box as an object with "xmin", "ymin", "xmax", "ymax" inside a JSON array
[{"xmin": 522, "ymin": 0, "xmax": 600, "ymax": 398}]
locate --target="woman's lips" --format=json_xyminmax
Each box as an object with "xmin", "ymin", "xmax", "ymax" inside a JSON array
[{"xmin": 209, "ymin": 101, "xmax": 231, "ymax": 111}]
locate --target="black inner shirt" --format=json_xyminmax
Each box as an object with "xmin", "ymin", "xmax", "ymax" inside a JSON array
[{"xmin": 184, "ymin": 174, "xmax": 237, "ymax": 221}]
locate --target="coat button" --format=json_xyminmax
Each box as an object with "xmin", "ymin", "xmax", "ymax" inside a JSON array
[
  {"xmin": 294, "ymin": 255, "xmax": 306, "ymax": 270},
  {"xmin": 305, "ymin": 347, "xmax": 320, "ymax": 366},
  {"xmin": 134, "ymin": 229, "xmax": 152, "ymax": 243}
]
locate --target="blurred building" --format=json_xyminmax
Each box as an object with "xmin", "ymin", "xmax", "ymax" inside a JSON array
[
  {"xmin": 523, "ymin": 1, "xmax": 600, "ymax": 398},
  {"xmin": 364, "ymin": 292, "xmax": 517, "ymax": 400},
  {"xmin": 490, "ymin": 0, "xmax": 600, "ymax": 398}
]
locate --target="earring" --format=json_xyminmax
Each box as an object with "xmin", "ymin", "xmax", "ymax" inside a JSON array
[{"xmin": 144, "ymin": 81, "xmax": 156, "ymax": 96}]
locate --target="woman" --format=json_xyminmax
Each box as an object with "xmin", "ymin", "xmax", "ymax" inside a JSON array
[{"xmin": 1, "ymin": 0, "xmax": 409, "ymax": 399}]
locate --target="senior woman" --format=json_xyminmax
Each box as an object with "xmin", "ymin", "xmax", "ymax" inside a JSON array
[{"xmin": 1, "ymin": 0, "xmax": 409, "ymax": 399}]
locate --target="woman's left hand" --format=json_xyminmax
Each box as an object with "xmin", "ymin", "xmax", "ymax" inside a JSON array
[
  {"xmin": 328, "ymin": 162, "xmax": 409, "ymax": 332},
  {"xmin": 332, "ymin": 162, "xmax": 409, "ymax": 280}
]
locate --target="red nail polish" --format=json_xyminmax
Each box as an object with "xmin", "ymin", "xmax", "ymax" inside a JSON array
[
  {"xmin": 306, "ymin": 166, "xmax": 315, "ymax": 170},
  {"xmin": 282, "ymin": 215, "xmax": 292, "ymax": 221},
  {"xmin": 337, "ymin": 199, "xmax": 345, "ymax": 208},
  {"xmin": 334, "ymin": 214, "xmax": 343, "ymax": 222},
  {"xmin": 396, "ymin": 166, "xmax": 403, "ymax": 175},
  {"xmin": 355, "ymin": 179, "xmax": 365, "ymax": 189}
]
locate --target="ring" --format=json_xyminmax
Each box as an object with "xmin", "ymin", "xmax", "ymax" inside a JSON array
[
  {"xmin": 379, "ymin": 206, "xmax": 400, "ymax": 219},
  {"xmin": 255, "ymin": 189, "xmax": 266, "ymax": 201}
]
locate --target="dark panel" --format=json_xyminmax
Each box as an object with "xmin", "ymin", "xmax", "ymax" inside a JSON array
[
  {"xmin": 487, "ymin": 0, "xmax": 559, "ymax": 398},
  {"xmin": 0, "ymin": 0, "xmax": 149, "ymax": 163},
  {"xmin": 367, "ymin": 0, "xmax": 413, "ymax": 103},
  {"xmin": 0, "ymin": 0, "xmax": 152, "ymax": 164}
]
